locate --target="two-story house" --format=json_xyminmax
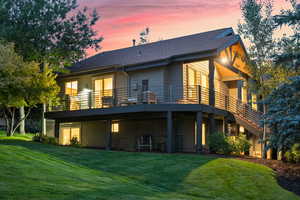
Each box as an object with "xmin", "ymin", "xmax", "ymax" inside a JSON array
[{"xmin": 45, "ymin": 28, "xmax": 262, "ymax": 156}]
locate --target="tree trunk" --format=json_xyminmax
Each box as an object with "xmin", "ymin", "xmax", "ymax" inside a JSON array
[
  {"xmin": 262, "ymin": 103, "xmax": 267, "ymax": 159},
  {"xmin": 42, "ymin": 103, "xmax": 46, "ymax": 136},
  {"xmin": 19, "ymin": 106, "xmax": 25, "ymax": 135}
]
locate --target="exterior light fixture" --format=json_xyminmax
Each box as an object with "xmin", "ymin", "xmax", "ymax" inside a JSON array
[{"xmin": 221, "ymin": 57, "xmax": 228, "ymax": 64}]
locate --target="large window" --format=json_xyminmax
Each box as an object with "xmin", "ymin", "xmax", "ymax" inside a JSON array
[
  {"xmin": 65, "ymin": 81, "xmax": 78, "ymax": 96},
  {"xmin": 65, "ymin": 81, "xmax": 78, "ymax": 110},
  {"xmin": 94, "ymin": 76, "xmax": 113, "ymax": 108},
  {"xmin": 59, "ymin": 127, "xmax": 80, "ymax": 145}
]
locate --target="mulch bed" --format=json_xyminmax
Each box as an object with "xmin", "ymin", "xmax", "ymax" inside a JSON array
[{"xmin": 237, "ymin": 157, "xmax": 300, "ymax": 196}]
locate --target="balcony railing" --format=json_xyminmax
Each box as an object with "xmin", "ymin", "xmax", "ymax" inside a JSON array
[{"xmin": 47, "ymin": 85, "xmax": 262, "ymax": 127}]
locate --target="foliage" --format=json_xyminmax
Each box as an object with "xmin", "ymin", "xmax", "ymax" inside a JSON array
[
  {"xmin": 0, "ymin": 0, "xmax": 102, "ymax": 68},
  {"xmin": 284, "ymin": 143, "xmax": 300, "ymax": 163},
  {"xmin": 265, "ymin": 76, "xmax": 300, "ymax": 152},
  {"xmin": 0, "ymin": 136, "xmax": 298, "ymax": 200},
  {"xmin": 273, "ymin": 0, "xmax": 300, "ymax": 72},
  {"xmin": 70, "ymin": 136, "xmax": 80, "ymax": 147},
  {"xmin": 0, "ymin": 42, "xmax": 60, "ymax": 136},
  {"xmin": 33, "ymin": 135, "xmax": 57, "ymax": 145},
  {"xmin": 208, "ymin": 132, "xmax": 233, "ymax": 155},
  {"xmin": 209, "ymin": 132, "xmax": 252, "ymax": 155},
  {"xmin": 139, "ymin": 27, "xmax": 150, "ymax": 45},
  {"xmin": 228, "ymin": 135, "xmax": 252, "ymax": 155}
]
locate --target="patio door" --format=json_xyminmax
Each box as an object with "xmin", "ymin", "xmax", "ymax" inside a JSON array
[
  {"xmin": 65, "ymin": 81, "xmax": 78, "ymax": 110},
  {"xmin": 94, "ymin": 76, "xmax": 113, "ymax": 108}
]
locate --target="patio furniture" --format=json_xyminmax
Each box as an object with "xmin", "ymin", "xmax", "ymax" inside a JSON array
[{"xmin": 136, "ymin": 135, "xmax": 152, "ymax": 152}]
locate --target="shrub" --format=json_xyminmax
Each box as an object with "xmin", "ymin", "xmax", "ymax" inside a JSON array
[
  {"xmin": 33, "ymin": 135, "xmax": 57, "ymax": 145},
  {"xmin": 208, "ymin": 132, "xmax": 233, "ymax": 155},
  {"xmin": 70, "ymin": 137, "xmax": 80, "ymax": 147},
  {"xmin": 284, "ymin": 143, "xmax": 300, "ymax": 163},
  {"xmin": 209, "ymin": 132, "xmax": 251, "ymax": 156}
]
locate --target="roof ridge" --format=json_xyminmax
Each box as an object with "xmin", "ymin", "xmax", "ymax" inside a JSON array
[{"xmin": 88, "ymin": 27, "xmax": 233, "ymax": 58}]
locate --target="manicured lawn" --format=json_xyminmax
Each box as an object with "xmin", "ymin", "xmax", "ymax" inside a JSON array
[{"xmin": 0, "ymin": 135, "xmax": 299, "ymax": 200}]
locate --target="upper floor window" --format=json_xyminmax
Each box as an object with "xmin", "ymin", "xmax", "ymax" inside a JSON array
[{"xmin": 65, "ymin": 81, "xmax": 78, "ymax": 96}]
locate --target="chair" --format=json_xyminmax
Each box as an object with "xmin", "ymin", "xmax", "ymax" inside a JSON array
[{"xmin": 136, "ymin": 135, "xmax": 152, "ymax": 152}]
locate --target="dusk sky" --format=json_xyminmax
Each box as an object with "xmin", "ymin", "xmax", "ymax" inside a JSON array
[{"xmin": 78, "ymin": 0, "xmax": 294, "ymax": 57}]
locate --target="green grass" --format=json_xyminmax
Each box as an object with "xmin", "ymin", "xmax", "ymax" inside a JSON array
[{"xmin": 0, "ymin": 136, "xmax": 299, "ymax": 200}]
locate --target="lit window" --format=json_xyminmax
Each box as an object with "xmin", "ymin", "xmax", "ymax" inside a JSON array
[{"xmin": 111, "ymin": 123, "xmax": 119, "ymax": 133}]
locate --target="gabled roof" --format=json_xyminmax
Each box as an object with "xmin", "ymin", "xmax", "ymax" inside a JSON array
[{"xmin": 69, "ymin": 27, "xmax": 242, "ymax": 73}]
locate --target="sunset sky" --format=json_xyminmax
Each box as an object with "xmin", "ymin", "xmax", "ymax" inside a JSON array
[{"xmin": 78, "ymin": 0, "xmax": 294, "ymax": 57}]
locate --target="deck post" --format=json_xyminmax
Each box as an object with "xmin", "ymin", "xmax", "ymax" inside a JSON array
[
  {"xmin": 208, "ymin": 113, "xmax": 216, "ymax": 136},
  {"xmin": 209, "ymin": 58, "xmax": 215, "ymax": 107},
  {"xmin": 106, "ymin": 120, "xmax": 112, "ymax": 150},
  {"xmin": 166, "ymin": 111, "xmax": 174, "ymax": 153},
  {"xmin": 197, "ymin": 85, "xmax": 202, "ymax": 104},
  {"xmin": 54, "ymin": 120, "xmax": 60, "ymax": 139},
  {"xmin": 196, "ymin": 112, "xmax": 203, "ymax": 153}
]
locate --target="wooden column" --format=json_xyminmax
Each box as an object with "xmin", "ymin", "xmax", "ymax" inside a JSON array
[
  {"xmin": 223, "ymin": 117, "xmax": 229, "ymax": 136},
  {"xmin": 54, "ymin": 120, "xmax": 60, "ymax": 138},
  {"xmin": 106, "ymin": 120, "xmax": 112, "ymax": 150},
  {"xmin": 208, "ymin": 114, "xmax": 216, "ymax": 136},
  {"xmin": 196, "ymin": 112, "xmax": 203, "ymax": 153},
  {"xmin": 166, "ymin": 111, "xmax": 174, "ymax": 153},
  {"xmin": 209, "ymin": 58, "xmax": 215, "ymax": 107}
]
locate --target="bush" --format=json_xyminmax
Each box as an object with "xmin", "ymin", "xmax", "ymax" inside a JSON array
[
  {"xmin": 284, "ymin": 143, "xmax": 300, "ymax": 163},
  {"xmin": 229, "ymin": 135, "xmax": 251, "ymax": 155},
  {"xmin": 33, "ymin": 135, "xmax": 57, "ymax": 145},
  {"xmin": 70, "ymin": 137, "xmax": 80, "ymax": 147},
  {"xmin": 208, "ymin": 132, "xmax": 233, "ymax": 155},
  {"xmin": 208, "ymin": 132, "xmax": 251, "ymax": 156}
]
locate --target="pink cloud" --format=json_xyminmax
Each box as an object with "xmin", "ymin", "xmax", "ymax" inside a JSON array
[{"xmin": 80, "ymin": 0, "xmax": 293, "ymax": 56}]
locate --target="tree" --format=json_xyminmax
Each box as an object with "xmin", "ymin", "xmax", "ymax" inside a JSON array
[
  {"xmin": 273, "ymin": 0, "xmax": 300, "ymax": 72},
  {"xmin": 139, "ymin": 27, "xmax": 150, "ymax": 45},
  {"xmin": 0, "ymin": 0, "xmax": 102, "ymax": 135},
  {"xmin": 238, "ymin": 0, "xmax": 276, "ymax": 158},
  {"xmin": 0, "ymin": 42, "xmax": 59, "ymax": 136},
  {"xmin": 264, "ymin": 76, "xmax": 300, "ymax": 155}
]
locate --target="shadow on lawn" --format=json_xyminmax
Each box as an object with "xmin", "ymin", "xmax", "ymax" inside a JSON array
[{"xmin": 1, "ymin": 139, "xmax": 217, "ymax": 199}]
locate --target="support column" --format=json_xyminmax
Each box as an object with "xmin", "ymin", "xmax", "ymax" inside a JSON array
[
  {"xmin": 223, "ymin": 117, "xmax": 229, "ymax": 135},
  {"xmin": 106, "ymin": 120, "xmax": 112, "ymax": 150},
  {"xmin": 209, "ymin": 58, "xmax": 215, "ymax": 107},
  {"xmin": 54, "ymin": 120, "xmax": 60, "ymax": 139},
  {"xmin": 166, "ymin": 111, "xmax": 174, "ymax": 153},
  {"xmin": 208, "ymin": 114, "xmax": 216, "ymax": 135},
  {"xmin": 196, "ymin": 112, "xmax": 203, "ymax": 153}
]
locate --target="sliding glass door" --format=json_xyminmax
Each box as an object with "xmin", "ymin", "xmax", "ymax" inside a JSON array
[{"xmin": 94, "ymin": 76, "xmax": 113, "ymax": 108}]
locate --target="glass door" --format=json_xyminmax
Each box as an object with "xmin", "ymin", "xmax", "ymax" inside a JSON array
[{"xmin": 94, "ymin": 76, "xmax": 113, "ymax": 108}]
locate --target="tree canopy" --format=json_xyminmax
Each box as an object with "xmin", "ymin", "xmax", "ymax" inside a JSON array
[
  {"xmin": 0, "ymin": 41, "xmax": 59, "ymax": 136},
  {"xmin": 0, "ymin": 0, "xmax": 102, "ymax": 68}
]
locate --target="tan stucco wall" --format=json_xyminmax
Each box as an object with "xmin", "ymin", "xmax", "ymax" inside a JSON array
[{"xmin": 81, "ymin": 120, "xmax": 107, "ymax": 148}]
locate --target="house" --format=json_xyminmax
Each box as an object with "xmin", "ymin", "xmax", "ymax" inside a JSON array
[{"xmin": 45, "ymin": 27, "xmax": 263, "ymax": 156}]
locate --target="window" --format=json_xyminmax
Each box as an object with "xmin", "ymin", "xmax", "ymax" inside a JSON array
[
  {"xmin": 111, "ymin": 123, "xmax": 119, "ymax": 133},
  {"xmin": 65, "ymin": 81, "xmax": 78, "ymax": 96},
  {"xmin": 142, "ymin": 80, "xmax": 149, "ymax": 92},
  {"xmin": 65, "ymin": 81, "xmax": 78, "ymax": 110},
  {"xmin": 94, "ymin": 76, "xmax": 113, "ymax": 108},
  {"xmin": 187, "ymin": 67, "xmax": 196, "ymax": 98},
  {"xmin": 59, "ymin": 127, "xmax": 80, "ymax": 145}
]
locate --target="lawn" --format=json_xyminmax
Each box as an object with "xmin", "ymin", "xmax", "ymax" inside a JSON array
[{"xmin": 0, "ymin": 135, "xmax": 299, "ymax": 200}]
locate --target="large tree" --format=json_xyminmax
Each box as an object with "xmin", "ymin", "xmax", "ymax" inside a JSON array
[
  {"xmin": 274, "ymin": 0, "xmax": 300, "ymax": 72},
  {"xmin": 0, "ymin": 42, "xmax": 59, "ymax": 136},
  {"xmin": 0, "ymin": 0, "xmax": 102, "ymax": 134},
  {"xmin": 238, "ymin": 0, "xmax": 276, "ymax": 158}
]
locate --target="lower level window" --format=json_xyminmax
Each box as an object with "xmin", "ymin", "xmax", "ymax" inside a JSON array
[{"xmin": 60, "ymin": 127, "xmax": 80, "ymax": 145}]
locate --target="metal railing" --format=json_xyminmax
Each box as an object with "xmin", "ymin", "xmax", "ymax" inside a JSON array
[{"xmin": 47, "ymin": 85, "xmax": 262, "ymax": 128}]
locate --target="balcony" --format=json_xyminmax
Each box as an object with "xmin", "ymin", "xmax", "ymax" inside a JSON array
[{"xmin": 47, "ymin": 85, "xmax": 262, "ymax": 129}]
